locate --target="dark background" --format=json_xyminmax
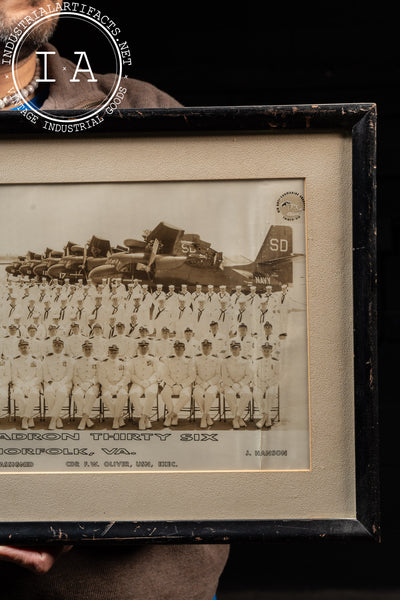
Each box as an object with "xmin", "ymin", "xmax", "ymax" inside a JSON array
[{"xmin": 52, "ymin": 5, "xmax": 396, "ymax": 598}]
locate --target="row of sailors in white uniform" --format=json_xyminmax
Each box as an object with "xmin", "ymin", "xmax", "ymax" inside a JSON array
[
  {"xmin": 0, "ymin": 319, "xmax": 280, "ymax": 363},
  {"xmin": 1, "ymin": 280, "xmax": 292, "ymax": 335},
  {"xmin": 0, "ymin": 293, "xmax": 289, "ymax": 345},
  {"xmin": 2, "ymin": 279, "xmax": 288, "ymax": 311},
  {"xmin": 0, "ymin": 334, "xmax": 279, "ymax": 432}
]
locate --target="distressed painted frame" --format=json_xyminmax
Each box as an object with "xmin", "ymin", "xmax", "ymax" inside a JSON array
[{"xmin": 0, "ymin": 104, "xmax": 379, "ymax": 544}]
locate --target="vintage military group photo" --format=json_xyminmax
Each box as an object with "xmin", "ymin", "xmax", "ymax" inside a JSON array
[{"xmin": 0, "ymin": 180, "xmax": 309, "ymax": 443}]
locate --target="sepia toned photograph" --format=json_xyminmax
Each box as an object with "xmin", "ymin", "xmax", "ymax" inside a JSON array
[{"xmin": 0, "ymin": 178, "xmax": 309, "ymax": 472}]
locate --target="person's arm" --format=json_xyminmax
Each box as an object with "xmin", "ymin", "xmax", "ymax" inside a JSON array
[{"xmin": 0, "ymin": 544, "xmax": 72, "ymax": 574}]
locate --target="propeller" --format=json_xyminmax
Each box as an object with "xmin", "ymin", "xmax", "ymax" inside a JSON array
[{"xmin": 137, "ymin": 239, "xmax": 159, "ymax": 274}]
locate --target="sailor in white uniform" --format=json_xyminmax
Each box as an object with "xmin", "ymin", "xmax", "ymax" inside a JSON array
[
  {"xmin": 221, "ymin": 340, "xmax": 252, "ymax": 429},
  {"xmin": 253, "ymin": 342, "xmax": 279, "ymax": 429},
  {"xmin": 161, "ymin": 339, "xmax": 195, "ymax": 427},
  {"xmin": 193, "ymin": 339, "xmax": 221, "ymax": 428},
  {"xmin": 65, "ymin": 322, "xmax": 86, "ymax": 358},
  {"xmin": 98, "ymin": 343, "xmax": 130, "ymax": 429},
  {"xmin": 11, "ymin": 338, "xmax": 42, "ymax": 430},
  {"xmin": 153, "ymin": 326, "xmax": 174, "ymax": 363},
  {"xmin": 72, "ymin": 339, "xmax": 99, "ymax": 430},
  {"xmin": 42, "ymin": 337, "xmax": 73, "ymax": 430},
  {"xmin": 129, "ymin": 339, "xmax": 161, "ymax": 430}
]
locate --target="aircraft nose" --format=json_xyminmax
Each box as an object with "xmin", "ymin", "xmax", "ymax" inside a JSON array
[
  {"xmin": 88, "ymin": 264, "xmax": 115, "ymax": 283},
  {"xmin": 47, "ymin": 264, "xmax": 63, "ymax": 278},
  {"xmin": 33, "ymin": 264, "xmax": 45, "ymax": 276}
]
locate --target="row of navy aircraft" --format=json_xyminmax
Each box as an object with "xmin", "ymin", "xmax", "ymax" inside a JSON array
[{"xmin": 6, "ymin": 221, "xmax": 300, "ymax": 291}]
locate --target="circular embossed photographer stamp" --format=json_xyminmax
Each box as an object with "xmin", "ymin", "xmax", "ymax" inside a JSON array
[{"xmin": 276, "ymin": 192, "xmax": 305, "ymax": 221}]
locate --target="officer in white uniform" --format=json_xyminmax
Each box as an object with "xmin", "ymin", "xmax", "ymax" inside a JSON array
[
  {"xmin": 129, "ymin": 339, "xmax": 160, "ymax": 430},
  {"xmin": 161, "ymin": 339, "xmax": 195, "ymax": 427},
  {"xmin": 42, "ymin": 337, "xmax": 73, "ymax": 430},
  {"xmin": 232, "ymin": 323, "xmax": 254, "ymax": 359},
  {"xmin": 193, "ymin": 339, "xmax": 221, "ymax": 428},
  {"xmin": 257, "ymin": 321, "xmax": 281, "ymax": 361},
  {"xmin": 11, "ymin": 338, "xmax": 42, "ymax": 430},
  {"xmin": 182, "ymin": 327, "xmax": 201, "ymax": 359},
  {"xmin": 153, "ymin": 326, "xmax": 173, "ymax": 363},
  {"xmin": 72, "ymin": 340, "xmax": 100, "ymax": 430},
  {"xmin": 208, "ymin": 321, "xmax": 229, "ymax": 358},
  {"xmin": 221, "ymin": 340, "xmax": 252, "ymax": 429},
  {"xmin": 98, "ymin": 343, "xmax": 130, "ymax": 430},
  {"xmin": 65, "ymin": 322, "xmax": 86, "ymax": 358},
  {"xmin": 89, "ymin": 323, "xmax": 108, "ymax": 360},
  {"xmin": 112, "ymin": 321, "xmax": 130, "ymax": 358},
  {"xmin": 253, "ymin": 342, "xmax": 279, "ymax": 428},
  {"xmin": 2, "ymin": 323, "xmax": 21, "ymax": 359},
  {"xmin": 41, "ymin": 323, "xmax": 62, "ymax": 357},
  {"xmin": 129, "ymin": 325, "xmax": 155, "ymax": 358},
  {"xmin": 25, "ymin": 324, "xmax": 43, "ymax": 358}
]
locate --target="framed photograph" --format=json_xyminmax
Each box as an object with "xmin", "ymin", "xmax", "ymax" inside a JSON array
[{"xmin": 0, "ymin": 103, "xmax": 378, "ymax": 545}]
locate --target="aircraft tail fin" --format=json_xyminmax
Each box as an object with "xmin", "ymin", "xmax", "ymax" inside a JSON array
[{"xmin": 255, "ymin": 225, "xmax": 293, "ymax": 263}]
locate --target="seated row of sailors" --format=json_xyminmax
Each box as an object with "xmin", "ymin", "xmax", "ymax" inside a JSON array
[{"xmin": 0, "ymin": 335, "xmax": 279, "ymax": 432}]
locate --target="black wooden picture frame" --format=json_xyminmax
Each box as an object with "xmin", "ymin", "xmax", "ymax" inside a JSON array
[{"xmin": 0, "ymin": 103, "xmax": 378, "ymax": 545}]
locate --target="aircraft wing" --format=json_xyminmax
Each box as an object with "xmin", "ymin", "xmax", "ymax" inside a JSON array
[
  {"xmin": 87, "ymin": 235, "xmax": 112, "ymax": 257},
  {"xmin": 146, "ymin": 222, "xmax": 185, "ymax": 255}
]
